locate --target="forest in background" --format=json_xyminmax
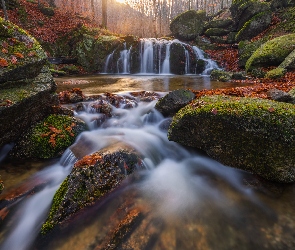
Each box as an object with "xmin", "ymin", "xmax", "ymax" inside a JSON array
[{"xmin": 53, "ymin": 0, "xmax": 233, "ymax": 37}]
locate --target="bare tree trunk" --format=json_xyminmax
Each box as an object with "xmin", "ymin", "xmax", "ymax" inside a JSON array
[
  {"xmin": 102, "ymin": 0, "xmax": 107, "ymax": 28},
  {"xmin": 1, "ymin": 0, "xmax": 8, "ymax": 20}
]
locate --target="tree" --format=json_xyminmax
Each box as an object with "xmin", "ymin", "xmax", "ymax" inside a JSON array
[
  {"xmin": 1, "ymin": 0, "xmax": 8, "ymax": 20},
  {"xmin": 102, "ymin": 0, "xmax": 107, "ymax": 28}
]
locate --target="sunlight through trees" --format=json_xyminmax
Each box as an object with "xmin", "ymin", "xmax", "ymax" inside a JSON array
[{"xmin": 52, "ymin": 0, "xmax": 232, "ymax": 37}]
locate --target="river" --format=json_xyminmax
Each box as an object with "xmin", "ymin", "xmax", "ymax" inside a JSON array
[{"xmin": 0, "ymin": 75, "xmax": 294, "ymax": 250}]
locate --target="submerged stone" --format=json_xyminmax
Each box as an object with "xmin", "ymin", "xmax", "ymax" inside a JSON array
[{"xmin": 168, "ymin": 95, "xmax": 295, "ymax": 183}]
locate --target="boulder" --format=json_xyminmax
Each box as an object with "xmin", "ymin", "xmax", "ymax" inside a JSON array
[
  {"xmin": 170, "ymin": 10, "xmax": 206, "ymax": 41},
  {"xmin": 41, "ymin": 142, "xmax": 145, "ymax": 233},
  {"xmin": 235, "ymin": 11, "xmax": 272, "ymax": 42},
  {"xmin": 266, "ymin": 88, "xmax": 293, "ymax": 102},
  {"xmin": 210, "ymin": 69, "xmax": 232, "ymax": 82},
  {"xmin": 278, "ymin": 49, "xmax": 295, "ymax": 70},
  {"xmin": 230, "ymin": 0, "xmax": 271, "ymax": 30},
  {"xmin": 245, "ymin": 34, "xmax": 295, "ymax": 72},
  {"xmin": 204, "ymin": 18, "xmax": 234, "ymax": 30},
  {"xmin": 0, "ymin": 17, "xmax": 48, "ymax": 84},
  {"xmin": 265, "ymin": 68, "xmax": 287, "ymax": 79},
  {"xmin": 155, "ymin": 89, "xmax": 195, "ymax": 117},
  {"xmin": 9, "ymin": 114, "xmax": 87, "ymax": 159},
  {"xmin": 168, "ymin": 95, "xmax": 295, "ymax": 183},
  {"xmin": 204, "ymin": 28, "xmax": 230, "ymax": 37},
  {"xmin": 0, "ymin": 66, "xmax": 58, "ymax": 148}
]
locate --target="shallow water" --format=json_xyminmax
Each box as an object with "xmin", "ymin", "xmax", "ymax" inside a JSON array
[
  {"xmin": 0, "ymin": 75, "xmax": 294, "ymax": 250},
  {"xmin": 55, "ymin": 74, "xmax": 249, "ymax": 95}
]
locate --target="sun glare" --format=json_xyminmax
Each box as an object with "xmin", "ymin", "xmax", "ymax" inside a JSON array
[{"xmin": 116, "ymin": 0, "xmax": 126, "ymax": 3}]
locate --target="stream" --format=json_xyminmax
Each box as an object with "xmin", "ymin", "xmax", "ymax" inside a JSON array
[{"xmin": 0, "ymin": 75, "xmax": 295, "ymax": 250}]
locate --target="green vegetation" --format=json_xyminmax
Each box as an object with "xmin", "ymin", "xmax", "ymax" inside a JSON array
[
  {"xmin": 245, "ymin": 33, "xmax": 295, "ymax": 72},
  {"xmin": 265, "ymin": 67, "xmax": 286, "ymax": 79}
]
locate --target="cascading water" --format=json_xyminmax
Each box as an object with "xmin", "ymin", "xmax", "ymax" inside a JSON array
[
  {"xmin": 1, "ymin": 90, "xmax": 287, "ymax": 250},
  {"xmin": 103, "ymin": 38, "xmax": 220, "ymax": 75}
]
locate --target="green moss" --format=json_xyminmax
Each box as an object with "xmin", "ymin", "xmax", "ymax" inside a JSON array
[
  {"xmin": 265, "ymin": 67, "xmax": 286, "ymax": 79},
  {"xmin": 210, "ymin": 69, "xmax": 232, "ymax": 82},
  {"xmin": 245, "ymin": 34, "xmax": 295, "ymax": 72},
  {"xmin": 205, "ymin": 28, "xmax": 229, "ymax": 37},
  {"xmin": 41, "ymin": 177, "xmax": 69, "ymax": 234}
]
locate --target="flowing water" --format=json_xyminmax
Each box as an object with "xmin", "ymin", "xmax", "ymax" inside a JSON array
[{"xmin": 0, "ymin": 75, "xmax": 295, "ymax": 250}]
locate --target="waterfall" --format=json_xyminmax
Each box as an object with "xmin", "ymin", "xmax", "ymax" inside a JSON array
[
  {"xmin": 161, "ymin": 42, "xmax": 171, "ymax": 74},
  {"xmin": 117, "ymin": 43, "xmax": 132, "ymax": 74},
  {"xmin": 193, "ymin": 46, "xmax": 220, "ymax": 75},
  {"xmin": 140, "ymin": 38, "xmax": 154, "ymax": 74},
  {"xmin": 103, "ymin": 51, "xmax": 114, "ymax": 73},
  {"xmin": 103, "ymin": 38, "xmax": 220, "ymax": 75}
]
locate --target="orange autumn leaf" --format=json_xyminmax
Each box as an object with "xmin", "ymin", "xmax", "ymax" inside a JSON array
[
  {"xmin": 0, "ymin": 58, "xmax": 8, "ymax": 67},
  {"xmin": 1, "ymin": 48, "xmax": 8, "ymax": 54},
  {"xmin": 49, "ymin": 126, "xmax": 62, "ymax": 134},
  {"xmin": 14, "ymin": 52, "xmax": 24, "ymax": 58}
]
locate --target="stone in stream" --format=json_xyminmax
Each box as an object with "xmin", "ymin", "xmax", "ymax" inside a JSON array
[
  {"xmin": 41, "ymin": 142, "xmax": 145, "ymax": 234},
  {"xmin": 168, "ymin": 95, "xmax": 295, "ymax": 183}
]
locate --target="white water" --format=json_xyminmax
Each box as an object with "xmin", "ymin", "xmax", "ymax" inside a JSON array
[{"xmin": 104, "ymin": 38, "xmax": 220, "ymax": 75}]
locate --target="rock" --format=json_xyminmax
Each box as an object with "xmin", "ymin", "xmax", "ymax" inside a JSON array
[
  {"xmin": 41, "ymin": 142, "xmax": 145, "ymax": 233},
  {"xmin": 0, "ymin": 177, "xmax": 3, "ymax": 194},
  {"xmin": 238, "ymin": 39, "xmax": 266, "ymax": 68},
  {"xmin": 266, "ymin": 88, "xmax": 293, "ymax": 103},
  {"xmin": 168, "ymin": 95, "xmax": 295, "ymax": 183},
  {"xmin": 155, "ymin": 89, "xmax": 195, "ymax": 117},
  {"xmin": 9, "ymin": 114, "xmax": 87, "ymax": 159},
  {"xmin": 0, "ymin": 17, "xmax": 48, "ymax": 84},
  {"xmin": 245, "ymin": 34, "xmax": 295, "ymax": 72},
  {"xmin": 0, "ymin": 66, "xmax": 58, "ymax": 148},
  {"xmin": 230, "ymin": 0, "xmax": 271, "ymax": 30},
  {"xmin": 210, "ymin": 69, "xmax": 232, "ymax": 82},
  {"xmin": 170, "ymin": 10, "xmax": 206, "ymax": 41},
  {"xmin": 265, "ymin": 68, "xmax": 287, "ymax": 79},
  {"xmin": 204, "ymin": 18, "xmax": 234, "ymax": 30},
  {"xmin": 204, "ymin": 28, "xmax": 230, "ymax": 37},
  {"xmin": 235, "ymin": 11, "xmax": 272, "ymax": 42},
  {"xmin": 278, "ymin": 49, "xmax": 295, "ymax": 70}
]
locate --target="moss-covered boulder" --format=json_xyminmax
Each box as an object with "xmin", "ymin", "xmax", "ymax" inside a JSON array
[
  {"xmin": 230, "ymin": 0, "xmax": 271, "ymax": 30},
  {"xmin": 9, "ymin": 114, "xmax": 87, "ymax": 159},
  {"xmin": 0, "ymin": 66, "xmax": 58, "ymax": 148},
  {"xmin": 210, "ymin": 69, "xmax": 232, "ymax": 82},
  {"xmin": 245, "ymin": 34, "xmax": 295, "ymax": 72},
  {"xmin": 170, "ymin": 10, "xmax": 206, "ymax": 41},
  {"xmin": 0, "ymin": 17, "xmax": 48, "ymax": 84},
  {"xmin": 204, "ymin": 18, "xmax": 234, "ymax": 30},
  {"xmin": 265, "ymin": 68, "xmax": 287, "ymax": 79},
  {"xmin": 204, "ymin": 28, "xmax": 230, "ymax": 37},
  {"xmin": 168, "ymin": 95, "xmax": 295, "ymax": 183},
  {"xmin": 41, "ymin": 142, "xmax": 144, "ymax": 234},
  {"xmin": 238, "ymin": 39, "xmax": 267, "ymax": 68},
  {"xmin": 236, "ymin": 11, "xmax": 272, "ymax": 42},
  {"xmin": 278, "ymin": 49, "xmax": 295, "ymax": 69},
  {"xmin": 155, "ymin": 89, "xmax": 195, "ymax": 117}
]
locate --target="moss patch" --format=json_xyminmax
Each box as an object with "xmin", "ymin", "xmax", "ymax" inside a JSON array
[
  {"xmin": 168, "ymin": 95, "xmax": 295, "ymax": 182},
  {"xmin": 245, "ymin": 33, "xmax": 295, "ymax": 72}
]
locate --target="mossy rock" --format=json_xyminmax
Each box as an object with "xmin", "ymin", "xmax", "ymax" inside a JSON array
[
  {"xmin": 0, "ymin": 66, "xmax": 58, "ymax": 148},
  {"xmin": 204, "ymin": 28, "xmax": 230, "ymax": 37},
  {"xmin": 278, "ymin": 49, "xmax": 295, "ymax": 69},
  {"xmin": 169, "ymin": 42, "xmax": 186, "ymax": 74},
  {"xmin": 170, "ymin": 10, "xmax": 206, "ymax": 41},
  {"xmin": 245, "ymin": 34, "xmax": 295, "ymax": 72},
  {"xmin": 238, "ymin": 39, "xmax": 267, "ymax": 68},
  {"xmin": 204, "ymin": 18, "xmax": 234, "ymax": 30},
  {"xmin": 168, "ymin": 95, "xmax": 295, "ymax": 183},
  {"xmin": 235, "ymin": 11, "xmax": 272, "ymax": 42},
  {"xmin": 39, "ymin": 5, "xmax": 55, "ymax": 16},
  {"xmin": 9, "ymin": 114, "xmax": 87, "ymax": 159},
  {"xmin": 265, "ymin": 68, "xmax": 286, "ymax": 79},
  {"xmin": 0, "ymin": 17, "xmax": 47, "ymax": 84},
  {"xmin": 41, "ymin": 142, "xmax": 145, "ymax": 234},
  {"xmin": 155, "ymin": 89, "xmax": 195, "ymax": 117},
  {"xmin": 210, "ymin": 69, "xmax": 232, "ymax": 82},
  {"xmin": 230, "ymin": 0, "xmax": 271, "ymax": 30}
]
